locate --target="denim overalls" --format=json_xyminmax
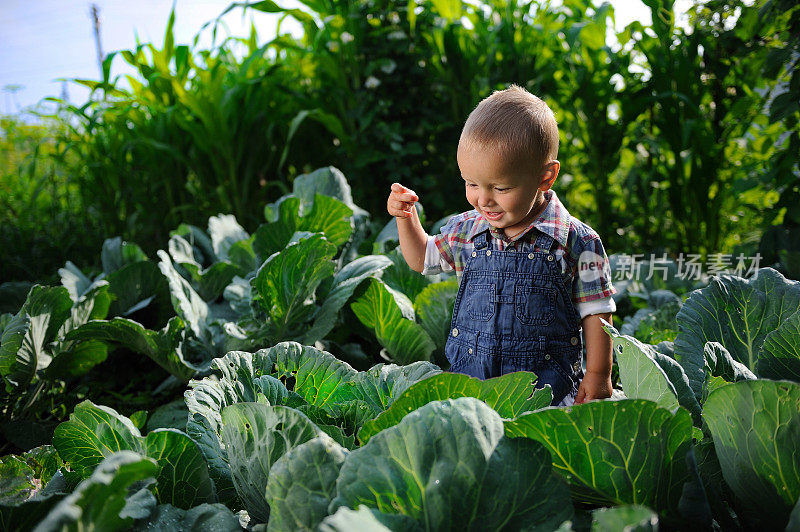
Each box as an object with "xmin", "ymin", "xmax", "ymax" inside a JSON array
[{"xmin": 444, "ymin": 229, "xmax": 583, "ymax": 405}]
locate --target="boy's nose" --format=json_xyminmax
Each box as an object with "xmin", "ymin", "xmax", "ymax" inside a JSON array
[{"xmin": 478, "ymin": 193, "xmax": 494, "ymax": 207}]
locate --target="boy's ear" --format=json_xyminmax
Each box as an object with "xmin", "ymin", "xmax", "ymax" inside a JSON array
[{"xmin": 538, "ymin": 160, "xmax": 560, "ymax": 191}]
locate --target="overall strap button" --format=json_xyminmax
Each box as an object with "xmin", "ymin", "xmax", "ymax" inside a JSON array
[
  {"xmin": 527, "ymin": 253, "xmax": 535, "ymax": 259},
  {"xmin": 570, "ymin": 337, "xmax": 579, "ymax": 345},
  {"xmin": 452, "ymin": 328, "xmax": 459, "ymax": 337},
  {"xmin": 544, "ymin": 354, "xmax": 551, "ymax": 360},
  {"xmin": 486, "ymin": 250, "xmax": 492, "ymax": 256},
  {"xmin": 471, "ymin": 251, "xmax": 477, "ymax": 258},
  {"xmin": 468, "ymin": 348, "xmax": 473, "ymax": 354},
  {"xmin": 547, "ymin": 254, "xmax": 554, "ymax": 261}
]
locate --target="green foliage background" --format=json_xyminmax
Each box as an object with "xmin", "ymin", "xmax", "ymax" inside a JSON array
[{"xmin": 1, "ymin": 0, "xmax": 798, "ymax": 282}]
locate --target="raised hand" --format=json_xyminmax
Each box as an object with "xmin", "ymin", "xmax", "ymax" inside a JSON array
[{"xmin": 387, "ymin": 183, "xmax": 419, "ymax": 219}]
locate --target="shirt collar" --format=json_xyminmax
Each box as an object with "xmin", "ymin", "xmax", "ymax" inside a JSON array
[{"xmin": 467, "ymin": 190, "xmax": 571, "ymax": 247}]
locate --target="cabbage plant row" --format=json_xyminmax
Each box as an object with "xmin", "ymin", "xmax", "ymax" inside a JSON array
[{"xmin": 1, "ymin": 168, "xmax": 799, "ymax": 531}]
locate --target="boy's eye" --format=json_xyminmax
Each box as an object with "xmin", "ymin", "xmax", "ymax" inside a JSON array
[
  {"xmin": 465, "ymin": 183, "xmax": 477, "ymax": 188},
  {"xmin": 495, "ymin": 187, "xmax": 510, "ymax": 192}
]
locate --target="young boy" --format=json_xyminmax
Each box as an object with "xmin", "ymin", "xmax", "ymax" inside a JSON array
[{"xmin": 386, "ymin": 85, "xmax": 616, "ymax": 405}]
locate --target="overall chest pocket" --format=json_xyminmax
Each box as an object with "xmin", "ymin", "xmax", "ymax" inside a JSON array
[
  {"xmin": 514, "ymin": 281, "xmax": 555, "ymax": 325},
  {"xmin": 463, "ymin": 283, "xmax": 495, "ymax": 321}
]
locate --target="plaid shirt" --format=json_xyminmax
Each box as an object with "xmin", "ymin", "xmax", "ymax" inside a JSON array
[{"xmin": 427, "ymin": 190, "xmax": 616, "ymax": 303}]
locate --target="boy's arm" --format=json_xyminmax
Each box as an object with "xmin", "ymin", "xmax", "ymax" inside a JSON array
[
  {"xmin": 387, "ymin": 183, "xmax": 428, "ymax": 273},
  {"xmin": 575, "ymin": 312, "xmax": 613, "ymax": 403}
]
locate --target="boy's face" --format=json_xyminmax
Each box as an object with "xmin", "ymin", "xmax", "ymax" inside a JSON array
[{"xmin": 457, "ymin": 143, "xmax": 558, "ymax": 238}]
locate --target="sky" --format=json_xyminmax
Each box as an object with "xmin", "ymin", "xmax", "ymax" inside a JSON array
[
  {"xmin": 0, "ymin": 0, "xmax": 305, "ymax": 113},
  {"xmin": 0, "ymin": 0, "xmax": 693, "ymax": 114}
]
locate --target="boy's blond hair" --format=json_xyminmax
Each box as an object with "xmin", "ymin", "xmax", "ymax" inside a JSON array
[{"xmin": 459, "ymin": 85, "xmax": 559, "ymax": 175}]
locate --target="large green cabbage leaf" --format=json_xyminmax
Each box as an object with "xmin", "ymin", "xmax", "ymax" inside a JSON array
[
  {"xmin": 331, "ymin": 397, "xmax": 574, "ymax": 531},
  {"xmin": 351, "ymin": 278, "xmax": 436, "ymax": 364},
  {"xmin": 221, "ymin": 403, "xmax": 329, "ymax": 524},
  {"xmin": 32, "ymin": 452, "xmax": 158, "ymax": 532},
  {"xmin": 381, "ymin": 249, "xmax": 431, "ymax": 303},
  {"xmin": 101, "ymin": 237, "xmax": 149, "ymax": 274},
  {"xmin": 504, "ymin": 399, "xmax": 693, "ymax": 518},
  {"xmin": 674, "ymin": 268, "xmax": 800, "ymax": 401},
  {"xmin": 52, "ymin": 401, "xmax": 215, "ymax": 509},
  {"xmin": 165, "ymin": 214, "xmax": 256, "ymax": 302},
  {"xmin": 278, "ymin": 166, "xmax": 370, "ymax": 263},
  {"xmin": 157, "ymin": 249, "xmax": 232, "ymax": 362},
  {"xmin": 0, "ymin": 446, "xmax": 67, "ymax": 530},
  {"xmin": 301, "ymin": 255, "xmax": 393, "ymax": 344},
  {"xmin": 0, "ymin": 283, "xmax": 114, "ymax": 391},
  {"xmin": 184, "ymin": 343, "xmax": 439, "ymax": 506},
  {"xmin": 759, "ymin": 311, "xmax": 800, "ymax": 381},
  {"xmin": 260, "ymin": 342, "xmax": 440, "ymax": 420},
  {"xmin": 702, "ymin": 379, "xmax": 800, "ymax": 529},
  {"xmin": 261, "ymin": 167, "xmax": 364, "ymax": 248},
  {"xmin": 254, "ymin": 195, "xmax": 353, "ymax": 260},
  {"xmin": 413, "ymin": 278, "xmax": 458, "ymax": 356},
  {"xmin": 207, "ymin": 214, "xmax": 249, "ymax": 262},
  {"xmin": 605, "ymin": 325, "xmax": 701, "ymax": 424},
  {"xmin": 64, "ymin": 316, "xmax": 202, "ymax": 381},
  {"xmin": 250, "ymin": 233, "xmax": 337, "ymax": 341},
  {"xmin": 289, "ymin": 166, "xmax": 369, "ymax": 221},
  {"xmin": 265, "ymin": 437, "xmax": 348, "ymax": 532},
  {"xmin": 132, "ymin": 502, "xmax": 240, "ymax": 531},
  {"xmin": 103, "ymin": 260, "xmax": 172, "ymax": 323},
  {"xmin": 168, "ymin": 234, "xmax": 248, "ymax": 302},
  {"xmin": 157, "ymin": 251, "xmax": 213, "ymax": 339},
  {"xmin": 185, "ymin": 350, "xmax": 306, "ymax": 507},
  {"xmin": 60, "ymin": 241, "xmax": 172, "ymax": 325},
  {"xmin": 358, "ymin": 371, "xmax": 552, "ymax": 444},
  {"xmin": 345, "ymin": 358, "xmax": 442, "ymax": 414}
]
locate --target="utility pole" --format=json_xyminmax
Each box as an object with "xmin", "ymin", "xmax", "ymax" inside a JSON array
[
  {"xmin": 90, "ymin": 4, "xmax": 104, "ymax": 79},
  {"xmin": 60, "ymin": 81, "xmax": 70, "ymax": 104}
]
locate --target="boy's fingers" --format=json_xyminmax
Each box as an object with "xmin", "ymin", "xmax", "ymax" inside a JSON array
[
  {"xmin": 575, "ymin": 384, "xmax": 586, "ymax": 404},
  {"xmin": 391, "ymin": 183, "xmax": 418, "ymax": 200},
  {"xmin": 390, "ymin": 193, "xmax": 418, "ymax": 204},
  {"xmin": 388, "ymin": 200, "xmax": 413, "ymax": 217}
]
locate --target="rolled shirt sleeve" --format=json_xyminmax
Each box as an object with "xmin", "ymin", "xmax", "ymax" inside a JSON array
[
  {"xmin": 422, "ymin": 235, "xmax": 454, "ymax": 275},
  {"xmin": 571, "ymin": 234, "xmax": 617, "ymax": 303},
  {"xmin": 575, "ymin": 296, "xmax": 616, "ymax": 319}
]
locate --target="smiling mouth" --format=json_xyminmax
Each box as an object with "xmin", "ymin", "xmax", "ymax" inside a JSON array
[{"xmin": 483, "ymin": 211, "xmax": 503, "ymax": 220}]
